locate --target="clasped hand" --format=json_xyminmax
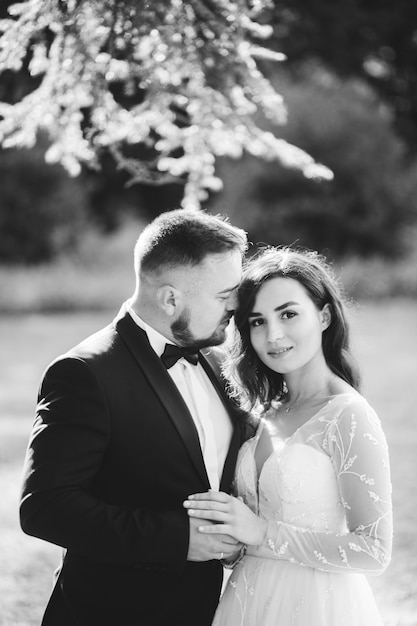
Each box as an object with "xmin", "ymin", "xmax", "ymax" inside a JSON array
[
  {"xmin": 184, "ymin": 491, "xmax": 267, "ymax": 547},
  {"xmin": 187, "ymin": 516, "xmax": 242, "ymax": 562}
]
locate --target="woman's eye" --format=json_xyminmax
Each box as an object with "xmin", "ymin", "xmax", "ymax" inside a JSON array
[
  {"xmin": 282, "ymin": 310, "xmax": 296, "ymax": 320},
  {"xmin": 249, "ymin": 318, "xmax": 264, "ymax": 328}
]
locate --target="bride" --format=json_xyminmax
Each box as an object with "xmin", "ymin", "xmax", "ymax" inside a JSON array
[{"xmin": 184, "ymin": 246, "xmax": 392, "ymax": 626}]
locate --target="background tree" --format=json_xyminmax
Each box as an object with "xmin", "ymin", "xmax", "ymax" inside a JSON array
[
  {"xmin": 270, "ymin": 0, "xmax": 417, "ymax": 150},
  {"xmin": 0, "ymin": 0, "xmax": 416, "ymax": 264},
  {"xmin": 0, "ymin": 139, "xmax": 90, "ymax": 263},
  {"xmin": 0, "ymin": 0, "xmax": 331, "ymax": 211},
  {"xmin": 210, "ymin": 68, "xmax": 416, "ymax": 258}
]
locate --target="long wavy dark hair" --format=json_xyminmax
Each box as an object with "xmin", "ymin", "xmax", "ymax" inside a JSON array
[{"xmin": 223, "ymin": 246, "xmax": 361, "ymax": 413}]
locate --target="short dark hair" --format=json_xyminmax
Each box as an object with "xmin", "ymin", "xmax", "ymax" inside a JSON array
[
  {"xmin": 223, "ymin": 246, "xmax": 360, "ymax": 413},
  {"xmin": 134, "ymin": 209, "xmax": 247, "ymax": 275}
]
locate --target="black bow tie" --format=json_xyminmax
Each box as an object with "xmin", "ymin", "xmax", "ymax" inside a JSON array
[{"xmin": 161, "ymin": 343, "xmax": 199, "ymax": 369}]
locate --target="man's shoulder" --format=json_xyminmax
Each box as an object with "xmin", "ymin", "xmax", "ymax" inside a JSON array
[
  {"xmin": 69, "ymin": 323, "xmax": 117, "ymax": 358},
  {"xmin": 46, "ymin": 321, "xmax": 118, "ymax": 374},
  {"xmin": 62, "ymin": 304, "xmax": 133, "ymax": 362}
]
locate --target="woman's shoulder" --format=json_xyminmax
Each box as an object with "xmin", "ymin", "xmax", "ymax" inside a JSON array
[
  {"xmin": 325, "ymin": 389, "xmax": 382, "ymax": 437},
  {"xmin": 327, "ymin": 377, "xmax": 373, "ymax": 412},
  {"xmin": 333, "ymin": 389, "xmax": 374, "ymax": 412}
]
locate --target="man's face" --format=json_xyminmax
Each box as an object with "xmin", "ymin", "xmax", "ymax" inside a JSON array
[{"xmin": 171, "ymin": 250, "xmax": 242, "ymax": 350}]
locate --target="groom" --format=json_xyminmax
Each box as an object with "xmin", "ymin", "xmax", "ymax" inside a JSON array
[{"xmin": 20, "ymin": 209, "xmax": 248, "ymax": 626}]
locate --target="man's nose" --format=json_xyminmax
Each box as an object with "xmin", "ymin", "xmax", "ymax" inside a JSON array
[{"xmin": 226, "ymin": 290, "xmax": 238, "ymax": 310}]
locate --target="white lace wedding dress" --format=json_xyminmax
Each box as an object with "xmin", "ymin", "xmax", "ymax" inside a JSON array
[{"xmin": 213, "ymin": 393, "xmax": 392, "ymax": 626}]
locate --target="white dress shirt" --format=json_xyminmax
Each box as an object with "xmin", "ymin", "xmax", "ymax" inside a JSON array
[{"xmin": 127, "ymin": 304, "xmax": 233, "ymax": 490}]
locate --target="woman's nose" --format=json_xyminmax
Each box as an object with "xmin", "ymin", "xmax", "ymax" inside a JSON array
[{"xmin": 266, "ymin": 322, "xmax": 284, "ymax": 343}]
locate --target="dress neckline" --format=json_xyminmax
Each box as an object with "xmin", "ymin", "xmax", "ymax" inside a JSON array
[
  {"xmin": 264, "ymin": 395, "xmax": 335, "ymax": 442},
  {"xmin": 252, "ymin": 392, "xmax": 356, "ymax": 483}
]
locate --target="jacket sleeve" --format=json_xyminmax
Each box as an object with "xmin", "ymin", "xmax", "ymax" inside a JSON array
[{"xmin": 20, "ymin": 356, "xmax": 189, "ymax": 571}]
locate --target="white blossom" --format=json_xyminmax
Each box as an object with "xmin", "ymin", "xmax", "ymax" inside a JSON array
[{"xmin": 0, "ymin": 0, "xmax": 333, "ymax": 207}]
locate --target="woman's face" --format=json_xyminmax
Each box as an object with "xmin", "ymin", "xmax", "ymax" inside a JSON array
[{"xmin": 248, "ymin": 276, "xmax": 330, "ymax": 375}]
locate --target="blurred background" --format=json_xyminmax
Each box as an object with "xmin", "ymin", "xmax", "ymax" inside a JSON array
[{"xmin": 0, "ymin": 1, "xmax": 416, "ymax": 624}]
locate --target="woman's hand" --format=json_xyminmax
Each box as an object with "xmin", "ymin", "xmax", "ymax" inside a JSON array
[{"xmin": 183, "ymin": 491, "xmax": 267, "ymax": 547}]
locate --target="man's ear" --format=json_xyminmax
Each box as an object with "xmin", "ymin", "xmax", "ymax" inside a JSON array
[
  {"xmin": 156, "ymin": 285, "xmax": 181, "ymax": 316},
  {"xmin": 320, "ymin": 303, "xmax": 332, "ymax": 330}
]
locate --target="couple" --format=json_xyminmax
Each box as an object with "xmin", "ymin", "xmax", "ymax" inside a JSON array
[{"xmin": 20, "ymin": 209, "xmax": 392, "ymax": 626}]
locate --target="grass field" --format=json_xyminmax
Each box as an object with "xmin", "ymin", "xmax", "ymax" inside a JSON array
[{"xmin": 0, "ymin": 302, "xmax": 416, "ymax": 625}]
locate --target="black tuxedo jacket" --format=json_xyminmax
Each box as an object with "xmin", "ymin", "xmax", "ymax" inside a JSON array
[{"xmin": 20, "ymin": 305, "xmax": 249, "ymax": 626}]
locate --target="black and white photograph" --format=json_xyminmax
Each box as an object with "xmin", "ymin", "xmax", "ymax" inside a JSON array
[{"xmin": 0, "ymin": 1, "xmax": 416, "ymax": 625}]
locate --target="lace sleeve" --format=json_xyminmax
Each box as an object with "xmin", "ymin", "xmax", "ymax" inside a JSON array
[{"xmin": 251, "ymin": 398, "xmax": 393, "ymax": 574}]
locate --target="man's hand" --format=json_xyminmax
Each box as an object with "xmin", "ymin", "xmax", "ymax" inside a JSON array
[{"xmin": 187, "ymin": 516, "xmax": 242, "ymax": 562}]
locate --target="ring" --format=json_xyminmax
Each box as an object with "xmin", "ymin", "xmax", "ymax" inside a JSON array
[{"xmin": 219, "ymin": 552, "xmax": 224, "ymax": 560}]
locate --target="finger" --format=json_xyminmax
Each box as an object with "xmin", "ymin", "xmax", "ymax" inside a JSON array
[
  {"xmin": 220, "ymin": 548, "xmax": 239, "ymax": 559},
  {"xmin": 187, "ymin": 509, "xmax": 228, "ymax": 522},
  {"xmin": 198, "ymin": 524, "xmax": 231, "ymax": 534},
  {"xmin": 187, "ymin": 491, "xmax": 229, "ymax": 503},
  {"xmin": 201, "ymin": 533, "xmax": 240, "ymax": 546},
  {"xmin": 184, "ymin": 499, "xmax": 228, "ymax": 511},
  {"xmin": 220, "ymin": 537, "xmax": 241, "ymax": 546},
  {"xmin": 186, "ymin": 492, "xmax": 211, "ymax": 500}
]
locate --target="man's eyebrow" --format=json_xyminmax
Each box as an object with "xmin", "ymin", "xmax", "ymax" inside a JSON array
[
  {"xmin": 248, "ymin": 301, "xmax": 299, "ymax": 317},
  {"xmin": 217, "ymin": 283, "xmax": 240, "ymax": 295}
]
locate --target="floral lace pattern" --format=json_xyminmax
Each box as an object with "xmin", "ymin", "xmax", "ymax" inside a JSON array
[
  {"xmin": 240, "ymin": 393, "xmax": 392, "ymax": 572},
  {"xmin": 213, "ymin": 393, "xmax": 392, "ymax": 626}
]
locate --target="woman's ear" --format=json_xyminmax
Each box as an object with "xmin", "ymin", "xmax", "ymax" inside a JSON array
[
  {"xmin": 156, "ymin": 285, "xmax": 181, "ymax": 316},
  {"xmin": 320, "ymin": 303, "xmax": 332, "ymax": 330}
]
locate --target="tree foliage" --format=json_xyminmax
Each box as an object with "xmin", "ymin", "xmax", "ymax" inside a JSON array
[
  {"xmin": 0, "ymin": 0, "xmax": 332, "ymax": 209},
  {"xmin": 270, "ymin": 0, "xmax": 417, "ymax": 149},
  {"xmin": 210, "ymin": 69, "xmax": 416, "ymax": 259},
  {"xmin": 0, "ymin": 139, "xmax": 90, "ymax": 263}
]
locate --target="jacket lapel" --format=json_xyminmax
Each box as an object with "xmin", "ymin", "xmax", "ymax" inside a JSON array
[{"xmin": 114, "ymin": 307, "xmax": 210, "ymax": 488}]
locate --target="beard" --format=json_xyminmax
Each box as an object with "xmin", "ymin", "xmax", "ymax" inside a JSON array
[{"xmin": 171, "ymin": 307, "xmax": 231, "ymax": 350}]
